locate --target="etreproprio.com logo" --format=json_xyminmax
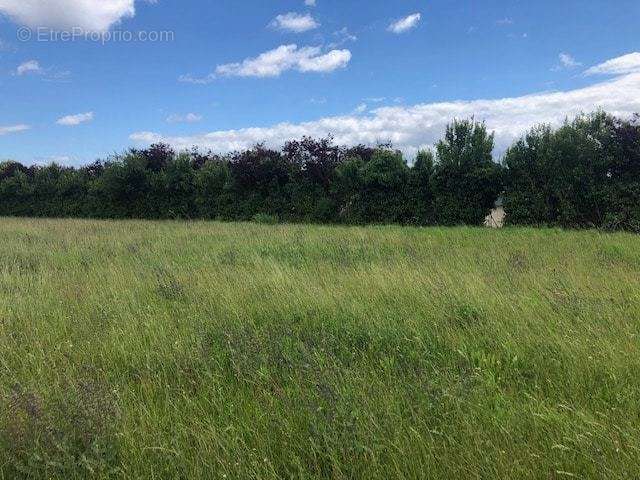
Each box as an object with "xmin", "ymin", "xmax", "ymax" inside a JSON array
[{"xmin": 17, "ymin": 27, "xmax": 175, "ymax": 44}]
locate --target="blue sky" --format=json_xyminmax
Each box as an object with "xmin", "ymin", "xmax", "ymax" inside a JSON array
[{"xmin": 1, "ymin": 0, "xmax": 640, "ymax": 165}]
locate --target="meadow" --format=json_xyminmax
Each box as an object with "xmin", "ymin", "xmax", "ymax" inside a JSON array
[{"xmin": 0, "ymin": 217, "xmax": 639, "ymax": 479}]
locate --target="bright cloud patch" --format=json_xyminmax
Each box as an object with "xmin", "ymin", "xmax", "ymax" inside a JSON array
[
  {"xmin": 270, "ymin": 12, "xmax": 319, "ymax": 33},
  {"xmin": 559, "ymin": 53, "xmax": 581, "ymax": 69},
  {"xmin": 0, "ymin": 124, "xmax": 30, "ymax": 135},
  {"xmin": 182, "ymin": 44, "xmax": 351, "ymax": 82},
  {"xmin": 16, "ymin": 60, "xmax": 42, "ymax": 75},
  {"xmin": 388, "ymin": 13, "xmax": 421, "ymax": 34},
  {"xmin": 585, "ymin": 52, "xmax": 640, "ymax": 76},
  {"xmin": 0, "ymin": 0, "xmax": 140, "ymax": 32},
  {"xmin": 133, "ymin": 54, "xmax": 640, "ymax": 158},
  {"xmin": 56, "ymin": 112, "xmax": 94, "ymax": 126},
  {"xmin": 216, "ymin": 44, "xmax": 351, "ymax": 77},
  {"xmin": 15, "ymin": 59, "xmax": 70, "ymax": 81}
]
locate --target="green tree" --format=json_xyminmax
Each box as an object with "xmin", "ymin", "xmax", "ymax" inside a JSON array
[
  {"xmin": 194, "ymin": 159, "xmax": 231, "ymax": 219},
  {"xmin": 407, "ymin": 150, "xmax": 435, "ymax": 225},
  {"xmin": 151, "ymin": 153, "xmax": 197, "ymax": 219},
  {"xmin": 431, "ymin": 119, "xmax": 503, "ymax": 225},
  {"xmin": 504, "ymin": 112, "xmax": 640, "ymax": 231},
  {"xmin": 0, "ymin": 166, "xmax": 33, "ymax": 217},
  {"xmin": 333, "ymin": 156, "xmax": 365, "ymax": 223},
  {"xmin": 94, "ymin": 154, "xmax": 151, "ymax": 218}
]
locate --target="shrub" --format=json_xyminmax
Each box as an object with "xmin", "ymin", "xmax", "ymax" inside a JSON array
[
  {"xmin": 1, "ymin": 112, "xmax": 638, "ymax": 231},
  {"xmin": 431, "ymin": 119, "xmax": 503, "ymax": 225},
  {"xmin": 503, "ymin": 112, "xmax": 640, "ymax": 231}
]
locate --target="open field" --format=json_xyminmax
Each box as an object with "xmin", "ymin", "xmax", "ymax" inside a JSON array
[{"xmin": 1, "ymin": 218, "xmax": 639, "ymax": 479}]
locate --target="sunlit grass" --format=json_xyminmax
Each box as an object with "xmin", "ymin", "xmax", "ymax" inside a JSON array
[{"xmin": 1, "ymin": 218, "xmax": 639, "ymax": 479}]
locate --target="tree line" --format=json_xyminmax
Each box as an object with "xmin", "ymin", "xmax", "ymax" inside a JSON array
[{"xmin": 1, "ymin": 111, "xmax": 638, "ymax": 231}]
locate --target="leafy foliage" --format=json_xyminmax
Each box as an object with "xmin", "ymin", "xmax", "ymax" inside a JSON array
[
  {"xmin": 1, "ymin": 112, "xmax": 639, "ymax": 231},
  {"xmin": 431, "ymin": 119, "xmax": 503, "ymax": 226},
  {"xmin": 503, "ymin": 112, "xmax": 640, "ymax": 230}
]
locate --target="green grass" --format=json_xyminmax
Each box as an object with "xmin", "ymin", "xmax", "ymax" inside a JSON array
[{"xmin": 1, "ymin": 218, "xmax": 639, "ymax": 479}]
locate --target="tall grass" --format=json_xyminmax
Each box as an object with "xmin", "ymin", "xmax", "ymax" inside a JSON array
[{"xmin": 0, "ymin": 218, "xmax": 639, "ymax": 479}]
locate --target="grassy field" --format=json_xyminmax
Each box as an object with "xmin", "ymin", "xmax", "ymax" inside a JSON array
[{"xmin": 0, "ymin": 218, "xmax": 639, "ymax": 479}]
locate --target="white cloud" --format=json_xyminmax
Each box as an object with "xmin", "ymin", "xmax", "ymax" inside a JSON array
[
  {"xmin": 32, "ymin": 155, "xmax": 73, "ymax": 165},
  {"xmin": 182, "ymin": 44, "xmax": 351, "ymax": 81},
  {"xmin": 0, "ymin": 0, "xmax": 153, "ymax": 32},
  {"xmin": 16, "ymin": 59, "xmax": 42, "ymax": 75},
  {"xmin": 166, "ymin": 113, "xmax": 202, "ymax": 124},
  {"xmin": 559, "ymin": 53, "xmax": 581, "ymax": 69},
  {"xmin": 296, "ymin": 48, "xmax": 351, "ymax": 73},
  {"xmin": 388, "ymin": 13, "xmax": 421, "ymax": 34},
  {"xmin": 14, "ymin": 59, "xmax": 70, "ymax": 81},
  {"xmin": 132, "ymin": 54, "xmax": 640, "ymax": 158},
  {"xmin": 0, "ymin": 124, "xmax": 30, "ymax": 135},
  {"xmin": 585, "ymin": 52, "xmax": 640, "ymax": 76},
  {"xmin": 270, "ymin": 12, "xmax": 319, "ymax": 33},
  {"xmin": 304, "ymin": 0, "xmax": 316, "ymax": 6},
  {"xmin": 56, "ymin": 112, "xmax": 94, "ymax": 126}
]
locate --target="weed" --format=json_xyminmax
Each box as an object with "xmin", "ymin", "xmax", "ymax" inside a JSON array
[{"xmin": 1, "ymin": 218, "xmax": 639, "ymax": 479}]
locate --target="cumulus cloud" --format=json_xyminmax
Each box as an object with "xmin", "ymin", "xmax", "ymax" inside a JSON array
[
  {"xmin": 270, "ymin": 12, "xmax": 319, "ymax": 33},
  {"xmin": 0, "ymin": 0, "xmax": 152, "ymax": 32},
  {"xmin": 166, "ymin": 113, "xmax": 202, "ymax": 124},
  {"xmin": 388, "ymin": 13, "xmax": 421, "ymax": 34},
  {"xmin": 295, "ymin": 48, "xmax": 351, "ymax": 73},
  {"xmin": 56, "ymin": 112, "xmax": 94, "ymax": 126},
  {"xmin": 132, "ymin": 53, "xmax": 640, "ymax": 157},
  {"xmin": 304, "ymin": 0, "xmax": 316, "ymax": 6},
  {"xmin": 584, "ymin": 52, "xmax": 640, "ymax": 76},
  {"xmin": 16, "ymin": 60, "xmax": 42, "ymax": 75},
  {"xmin": 0, "ymin": 124, "xmax": 30, "ymax": 135},
  {"xmin": 181, "ymin": 44, "xmax": 351, "ymax": 82}
]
